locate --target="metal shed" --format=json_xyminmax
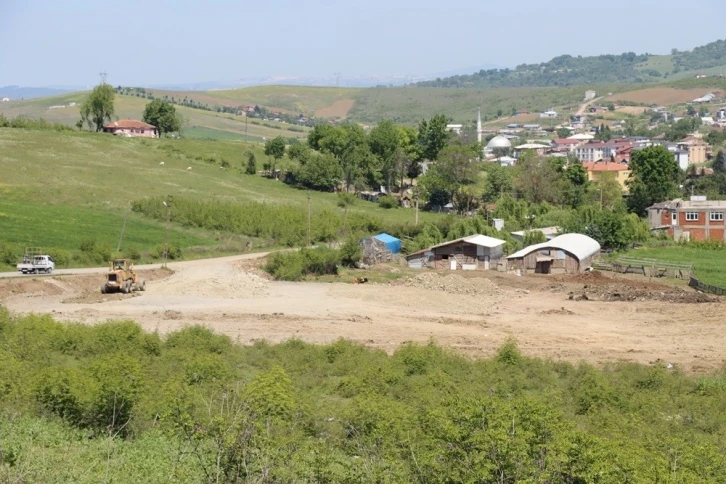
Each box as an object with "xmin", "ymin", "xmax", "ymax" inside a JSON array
[
  {"xmin": 506, "ymin": 233, "xmax": 600, "ymax": 274},
  {"xmin": 406, "ymin": 234, "xmax": 506, "ymax": 270}
]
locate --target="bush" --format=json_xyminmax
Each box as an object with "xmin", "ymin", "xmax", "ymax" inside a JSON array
[
  {"xmin": 264, "ymin": 247, "xmax": 341, "ymax": 281},
  {"xmin": 339, "ymin": 239, "xmax": 362, "ymax": 267},
  {"xmin": 152, "ymin": 243, "xmax": 182, "ymax": 260},
  {"xmin": 78, "ymin": 240, "xmax": 112, "ymax": 264},
  {"xmin": 378, "ymin": 195, "xmax": 398, "ymax": 209}
]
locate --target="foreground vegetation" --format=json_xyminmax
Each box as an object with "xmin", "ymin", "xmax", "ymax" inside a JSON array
[{"xmin": 0, "ymin": 310, "xmax": 725, "ymax": 482}]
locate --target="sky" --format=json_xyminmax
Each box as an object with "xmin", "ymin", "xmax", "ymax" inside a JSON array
[{"xmin": 2, "ymin": 0, "xmax": 726, "ymax": 87}]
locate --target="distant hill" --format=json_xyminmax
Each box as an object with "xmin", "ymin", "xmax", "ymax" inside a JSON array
[
  {"xmin": 0, "ymin": 86, "xmax": 76, "ymax": 100},
  {"xmin": 416, "ymin": 39, "xmax": 726, "ymax": 88}
]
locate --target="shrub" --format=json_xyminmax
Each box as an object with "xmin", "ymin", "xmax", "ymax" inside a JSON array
[
  {"xmin": 264, "ymin": 247, "xmax": 341, "ymax": 281},
  {"xmin": 339, "ymin": 238, "xmax": 362, "ymax": 267},
  {"xmin": 378, "ymin": 195, "xmax": 398, "ymax": 209},
  {"xmin": 78, "ymin": 240, "xmax": 112, "ymax": 264}
]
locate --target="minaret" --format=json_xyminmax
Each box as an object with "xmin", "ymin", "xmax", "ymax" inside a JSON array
[{"xmin": 477, "ymin": 108, "xmax": 482, "ymax": 144}]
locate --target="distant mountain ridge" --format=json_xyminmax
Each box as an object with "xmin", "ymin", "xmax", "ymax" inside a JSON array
[{"xmin": 415, "ymin": 39, "xmax": 726, "ymax": 88}]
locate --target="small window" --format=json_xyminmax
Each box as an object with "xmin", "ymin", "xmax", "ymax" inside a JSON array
[
  {"xmin": 686, "ymin": 212, "xmax": 699, "ymax": 221},
  {"xmin": 710, "ymin": 212, "xmax": 724, "ymax": 221}
]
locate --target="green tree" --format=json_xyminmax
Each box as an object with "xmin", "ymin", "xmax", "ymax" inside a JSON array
[
  {"xmin": 80, "ymin": 83, "xmax": 115, "ymax": 132},
  {"xmin": 245, "ymin": 152, "xmax": 257, "ymax": 175},
  {"xmin": 297, "ymin": 153, "xmax": 342, "ymax": 190},
  {"xmin": 141, "ymin": 99, "xmax": 181, "ymax": 136},
  {"xmin": 557, "ymin": 127, "xmax": 571, "ymax": 138},
  {"xmin": 417, "ymin": 114, "xmax": 450, "ymax": 161},
  {"xmin": 564, "ymin": 162, "xmax": 589, "ymax": 208},
  {"xmin": 523, "ymin": 229, "xmax": 547, "ymax": 247},
  {"xmin": 287, "ymin": 141, "xmax": 313, "ymax": 165},
  {"xmin": 626, "ymin": 145, "xmax": 681, "ymax": 215},
  {"xmin": 482, "ymin": 163, "xmax": 514, "ymax": 202},
  {"xmin": 368, "ymin": 120, "xmax": 401, "ymax": 191},
  {"xmin": 264, "ymin": 136, "xmax": 287, "ymax": 176},
  {"xmin": 336, "ymin": 192, "xmax": 356, "ymax": 234},
  {"xmin": 515, "ymin": 152, "xmax": 565, "ymax": 205},
  {"xmin": 713, "ymin": 150, "xmax": 726, "ymax": 174}
]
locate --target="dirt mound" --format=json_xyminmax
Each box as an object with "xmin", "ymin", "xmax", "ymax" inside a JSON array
[
  {"xmin": 153, "ymin": 263, "xmax": 269, "ymax": 299},
  {"xmin": 540, "ymin": 307, "xmax": 575, "ymax": 316},
  {"xmin": 0, "ymin": 278, "xmax": 66, "ymax": 299},
  {"xmin": 569, "ymin": 284, "xmax": 717, "ymax": 304},
  {"xmin": 402, "ymin": 273, "xmax": 500, "ymax": 296}
]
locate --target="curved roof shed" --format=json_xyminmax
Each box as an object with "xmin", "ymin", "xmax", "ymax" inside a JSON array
[{"xmin": 507, "ymin": 233, "xmax": 600, "ymax": 261}]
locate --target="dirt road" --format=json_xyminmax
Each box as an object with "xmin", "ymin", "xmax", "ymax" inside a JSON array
[{"xmin": 2, "ymin": 257, "xmax": 724, "ymax": 374}]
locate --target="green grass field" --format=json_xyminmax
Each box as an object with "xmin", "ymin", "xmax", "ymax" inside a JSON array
[
  {"xmin": 622, "ymin": 245, "xmax": 726, "ymax": 287},
  {"xmin": 0, "ymin": 128, "xmax": 436, "ymax": 267},
  {"xmin": 0, "ymin": 92, "xmax": 311, "ymax": 142}
]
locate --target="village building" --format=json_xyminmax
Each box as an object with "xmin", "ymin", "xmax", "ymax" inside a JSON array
[
  {"xmin": 581, "ymin": 161, "xmax": 631, "ymax": 192},
  {"xmin": 540, "ymin": 110, "xmax": 558, "ymax": 118},
  {"xmin": 360, "ymin": 233, "xmax": 401, "ymax": 265},
  {"xmin": 103, "ymin": 120, "xmax": 159, "ymax": 138},
  {"xmin": 506, "ymin": 233, "xmax": 600, "ymax": 274},
  {"xmin": 647, "ymin": 196, "xmax": 726, "ymax": 241},
  {"xmin": 406, "ymin": 234, "xmax": 506, "ymax": 271},
  {"xmin": 567, "ymin": 133, "xmax": 595, "ymax": 142},
  {"xmin": 551, "ymin": 138, "xmax": 582, "ymax": 153},
  {"xmin": 678, "ymin": 136, "xmax": 708, "ymax": 164},
  {"xmin": 513, "ymin": 143, "xmax": 550, "ymax": 158},
  {"xmin": 575, "ymin": 140, "xmax": 633, "ymax": 163}
]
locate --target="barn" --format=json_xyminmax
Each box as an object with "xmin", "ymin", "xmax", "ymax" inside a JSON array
[
  {"xmin": 406, "ymin": 234, "xmax": 506, "ymax": 270},
  {"xmin": 506, "ymin": 233, "xmax": 600, "ymax": 274},
  {"xmin": 360, "ymin": 233, "xmax": 401, "ymax": 265}
]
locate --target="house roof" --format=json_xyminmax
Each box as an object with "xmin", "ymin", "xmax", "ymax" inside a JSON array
[
  {"xmin": 510, "ymin": 226, "xmax": 561, "ymax": 238},
  {"xmin": 430, "ymin": 234, "xmax": 506, "ymax": 251},
  {"xmin": 514, "ymin": 143, "xmax": 550, "ymax": 150},
  {"xmin": 582, "ymin": 162, "xmax": 630, "ymax": 172},
  {"xmin": 507, "ymin": 233, "xmax": 601, "ymax": 262},
  {"xmin": 553, "ymin": 138, "xmax": 580, "ymax": 144},
  {"xmin": 104, "ymin": 119, "xmax": 157, "ymax": 129},
  {"xmin": 567, "ymin": 133, "xmax": 595, "ymax": 140}
]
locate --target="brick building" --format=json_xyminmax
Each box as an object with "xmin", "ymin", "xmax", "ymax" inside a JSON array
[{"xmin": 647, "ymin": 196, "xmax": 726, "ymax": 241}]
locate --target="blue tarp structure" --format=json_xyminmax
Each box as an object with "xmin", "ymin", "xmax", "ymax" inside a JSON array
[{"xmin": 372, "ymin": 233, "xmax": 401, "ymax": 254}]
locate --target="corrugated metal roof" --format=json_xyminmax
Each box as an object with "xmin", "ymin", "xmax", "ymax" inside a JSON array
[
  {"xmin": 507, "ymin": 233, "xmax": 601, "ymax": 261},
  {"xmin": 430, "ymin": 234, "xmax": 506, "ymax": 250}
]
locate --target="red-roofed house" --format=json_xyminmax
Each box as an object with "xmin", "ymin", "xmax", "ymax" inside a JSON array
[
  {"xmin": 582, "ymin": 161, "xmax": 631, "ymax": 192},
  {"xmin": 103, "ymin": 120, "xmax": 159, "ymax": 138}
]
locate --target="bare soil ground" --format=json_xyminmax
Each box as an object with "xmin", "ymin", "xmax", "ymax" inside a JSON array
[
  {"xmin": 605, "ymin": 88, "xmax": 724, "ymax": 106},
  {"xmin": 315, "ymin": 99, "xmax": 355, "ymax": 118},
  {"xmin": 2, "ymin": 259, "xmax": 724, "ymax": 374}
]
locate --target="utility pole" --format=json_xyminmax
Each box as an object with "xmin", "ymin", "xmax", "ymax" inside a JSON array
[
  {"xmin": 600, "ymin": 186, "xmax": 603, "ymax": 210},
  {"xmin": 245, "ymin": 113, "xmax": 248, "ymax": 142},
  {"xmin": 414, "ymin": 188, "xmax": 419, "ymax": 226},
  {"xmin": 306, "ymin": 190, "xmax": 311, "ymax": 247},
  {"xmin": 99, "ymin": 71, "xmax": 108, "ymax": 84},
  {"xmin": 163, "ymin": 196, "xmax": 173, "ymax": 268}
]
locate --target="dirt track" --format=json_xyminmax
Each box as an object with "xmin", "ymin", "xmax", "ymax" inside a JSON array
[{"xmin": 2, "ymin": 258, "xmax": 724, "ymax": 374}]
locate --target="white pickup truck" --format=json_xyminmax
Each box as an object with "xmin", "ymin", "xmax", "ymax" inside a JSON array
[{"xmin": 17, "ymin": 255, "xmax": 55, "ymax": 274}]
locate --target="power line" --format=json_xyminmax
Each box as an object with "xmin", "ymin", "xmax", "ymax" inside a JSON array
[{"xmin": 99, "ymin": 71, "xmax": 108, "ymax": 84}]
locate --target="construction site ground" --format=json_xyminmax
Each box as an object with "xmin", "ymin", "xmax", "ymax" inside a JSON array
[{"xmin": 1, "ymin": 255, "xmax": 724, "ymax": 374}]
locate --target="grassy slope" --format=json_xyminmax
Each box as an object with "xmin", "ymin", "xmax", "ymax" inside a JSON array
[
  {"xmin": 624, "ymin": 246, "xmax": 726, "ymax": 287},
  {"xmin": 0, "ymin": 92, "xmax": 311, "ymax": 142},
  {"xmin": 348, "ymin": 85, "xmax": 632, "ymax": 125},
  {"xmin": 0, "ymin": 129, "xmax": 434, "ymax": 261},
  {"xmin": 199, "ymin": 85, "xmax": 361, "ymax": 116}
]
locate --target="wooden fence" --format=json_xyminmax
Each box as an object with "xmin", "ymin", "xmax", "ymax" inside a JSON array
[
  {"xmin": 689, "ymin": 277, "xmax": 726, "ymax": 296},
  {"xmin": 593, "ymin": 257, "xmax": 693, "ymax": 279}
]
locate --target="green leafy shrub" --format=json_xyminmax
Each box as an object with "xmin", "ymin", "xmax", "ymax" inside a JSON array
[
  {"xmin": 378, "ymin": 195, "xmax": 398, "ymax": 209},
  {"xmin": 264, "ymin": 247, "xmax": 340, "ymax": 281}
]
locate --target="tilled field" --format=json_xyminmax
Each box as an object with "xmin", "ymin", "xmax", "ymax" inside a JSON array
[{"xmin": 1, "ymin": 259, "xmax": 724, "ymax": 374}]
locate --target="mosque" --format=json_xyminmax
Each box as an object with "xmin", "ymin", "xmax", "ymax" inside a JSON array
[{"xmin": 477, "ymin": 108, "xmax": 515, "ymax": 165}]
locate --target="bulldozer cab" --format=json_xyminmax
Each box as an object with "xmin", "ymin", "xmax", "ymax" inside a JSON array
[{"xmin": 110, "ymin": 259, "xmax": 130, "ymax": 271}]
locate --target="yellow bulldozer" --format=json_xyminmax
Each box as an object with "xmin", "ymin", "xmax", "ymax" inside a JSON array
[{"xmin": 101, "ymin": 259, "xmax": 146, "ymax": 294}]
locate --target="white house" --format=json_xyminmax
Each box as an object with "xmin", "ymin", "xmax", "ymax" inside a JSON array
[
  {"xmin": 584, "ymin": 90, "xmax": 597, "ymax": 101},
  {"xmin": 1, "ymin": 97, "xmax": 9, "ymax": 102},
  {"xmin": 540, "ymin": 110, "xmax": 558, "ymax": 118},
  {"xmin": 446, "ymin": 124, "xmax": 463, "ymax": 135}
]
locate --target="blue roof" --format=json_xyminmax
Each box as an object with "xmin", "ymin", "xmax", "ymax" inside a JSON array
[{"xmin": 372, "ymin": 233, "xmax": 401, "ymax": 254}]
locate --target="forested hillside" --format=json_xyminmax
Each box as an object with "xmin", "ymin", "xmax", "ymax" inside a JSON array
[{"xmin": 417, "ymin": 39, "xmax": 726, "ymax": 88}]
